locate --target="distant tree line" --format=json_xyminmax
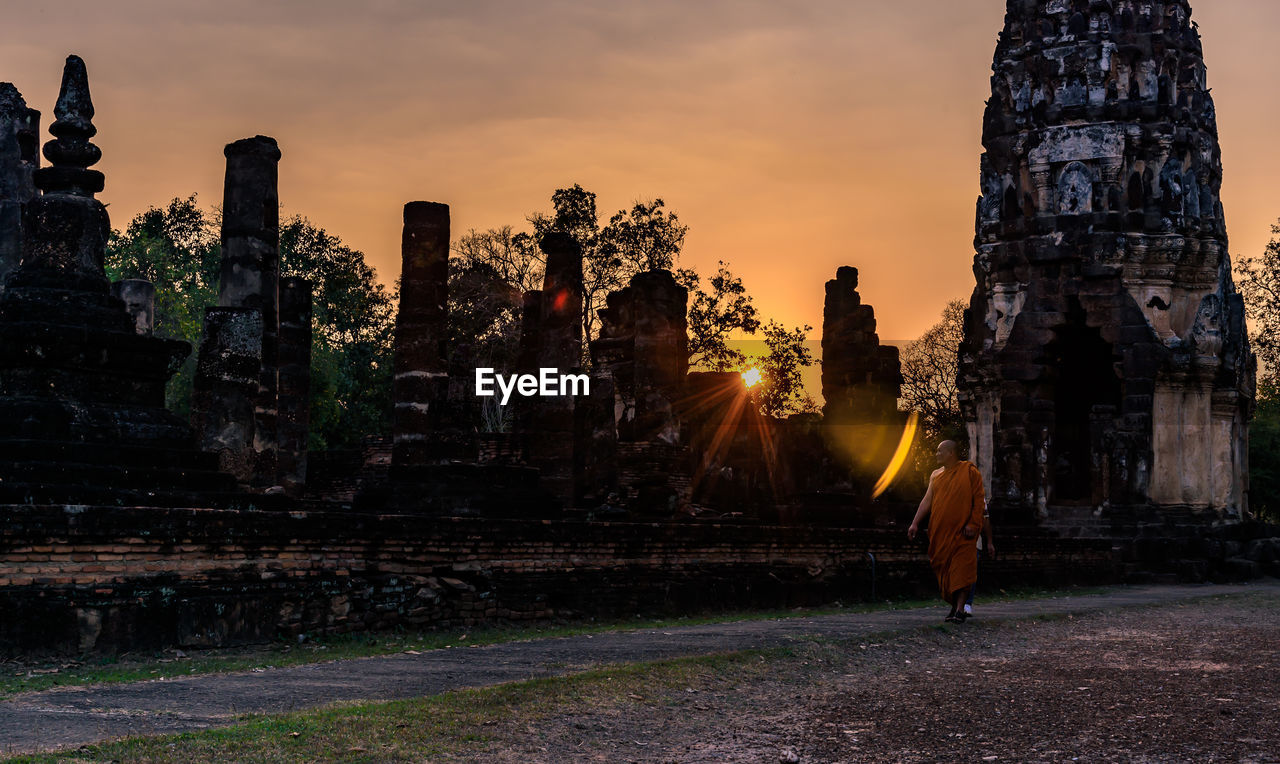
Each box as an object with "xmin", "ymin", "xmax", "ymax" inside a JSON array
[{"xmin": 106, "ymin": 186, "xmax": 819, "ymax": 451}]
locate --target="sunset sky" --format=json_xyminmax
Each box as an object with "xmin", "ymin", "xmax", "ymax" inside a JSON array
[{"xmin": 4, "ymin": 1, "xmax": 1280, "ymax": 344}]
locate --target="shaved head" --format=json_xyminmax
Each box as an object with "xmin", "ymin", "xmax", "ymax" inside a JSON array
[{"xmin": 935, "ymin": 439, "xmax": 961, "ymax": 467}]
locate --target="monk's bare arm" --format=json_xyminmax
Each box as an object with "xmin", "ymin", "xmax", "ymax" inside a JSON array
[{"xmin": 907, "ymin": 468, "xmax": 943, "ymax": 540}]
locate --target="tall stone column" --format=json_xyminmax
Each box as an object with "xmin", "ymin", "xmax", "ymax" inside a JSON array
[
  {"xmin": 276, "ymin": 276, "xmax": 312, "ymax": 495},
  {"xmin": 629, "ymin": 270, "xmax": 688, "ymax": 445},
  {"xmin": 539, "ymin": 232, "xmax": 583, "ymax": 368},
  {"xmin": 218, "ymin": 136, "xmax": 281, "ymax": 316},
  {"xmin": 522, "ymin": 232, "xmax": 584, "ymax": 502},
  {"xmin": 193, "ymin": 135, "xmax": 281, "ymax": 486},
  {"xmin": 391, "ymin": 201, "xmax": 451, "ymax": 467},
  {"xmin": 223, "ymin": 136, "xmax": 280, "ymax": 485},
  {"xmin": 0, "ymin": 84, "xmax": 39, "ymax": 291}
]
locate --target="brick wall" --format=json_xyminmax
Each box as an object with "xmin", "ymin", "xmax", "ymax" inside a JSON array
[{"xmin": 0, "ymin": 504, "xmax": 1117, "ymax": 656}]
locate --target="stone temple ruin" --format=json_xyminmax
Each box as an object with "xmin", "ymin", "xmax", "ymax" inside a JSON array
[
  {"xmin": 0, "ymin": 34, "xmax": 1273, "ymax": 655},
  {"xmin": 960, "ymin": 0, "xmax": 1255, "ymax": 529}
]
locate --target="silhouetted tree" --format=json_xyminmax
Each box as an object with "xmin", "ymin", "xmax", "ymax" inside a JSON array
[
  {"xmin": 752, "ymin": 321, "xmax": 818, "ymax": 417},
  {"xmin": 278, "ymin": 216, "xmax": 397, "ymax": 450},
  {"xmin": 676, "ymin": 261, "xmax": 761, "ymax": 371},
  {"xmin": 1250, "ymin": 382, "xmax": 1280, "ymax": 523},
  {"xmin": 452, "ymin": 225, "xmax": 544, "ymax": 295},
  {"xmin": 900, "ymin": 299, "xmax": 967, "ymax": 439},
  {"xmin": 461, "ymin": 185, "xmax": 689, "ymax": 348},
  {"xmin": 1239, "ymin": 224, "xmax": 1280, "ymax": 521},
  {"xmin": 898, "ymin": 299, "xmax": 968, "ymax": 491},
  {"xmin": 1237, "ymin": 221, "xmax": 1280, "ymax": 392}
]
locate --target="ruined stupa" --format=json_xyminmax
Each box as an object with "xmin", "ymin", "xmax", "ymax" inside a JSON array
[
  {"xmin": 0, "ymin": 56, "xmax": 238, "ymax": 504},
  {"xmin": 959, "ymin": 1, "xmax": 1255, "ymax": 524}
]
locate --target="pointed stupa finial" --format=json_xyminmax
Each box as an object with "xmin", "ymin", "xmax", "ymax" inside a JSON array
[{"xmin": 34, "ymin": 55, "xmax": 104, "ymax": 197}]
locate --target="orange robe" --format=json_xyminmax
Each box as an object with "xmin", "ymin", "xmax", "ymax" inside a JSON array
[{"xmin": 927, "ymin": 461, "xmax": 985, "ymax": 599}]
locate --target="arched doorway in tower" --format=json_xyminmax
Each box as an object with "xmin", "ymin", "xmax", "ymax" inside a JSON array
[{"xmin": 1041, "ymin": 300, "xmax": 1123, "ymax": 504}]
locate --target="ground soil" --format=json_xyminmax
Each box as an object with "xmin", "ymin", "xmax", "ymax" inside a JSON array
[
  {"xmin": 1, "ymin": 583, "xmax": 1275, "ymax": 761},
  {"xmin": 465, "ymin": 591, "xmax": 1280, "ymax": 763}
]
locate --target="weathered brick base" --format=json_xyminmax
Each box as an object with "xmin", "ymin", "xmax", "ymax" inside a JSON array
[{"xmin": 0, "ymin": 504, "xmax": 1118, "ymax": 656}]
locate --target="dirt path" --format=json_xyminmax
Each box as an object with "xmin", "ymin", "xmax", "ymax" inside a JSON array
[
  {"xmin": 0, "ymin": 582, "xmax": 1271, "ymax": 756},
  {"xmin": 465, "ymin": 587, "xmax": 1280, "ymax": 763}
]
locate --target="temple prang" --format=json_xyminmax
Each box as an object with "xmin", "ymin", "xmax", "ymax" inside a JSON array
[{"xmin": 959, "ymin": 0, "xmax": 1255, "ymax": 528}]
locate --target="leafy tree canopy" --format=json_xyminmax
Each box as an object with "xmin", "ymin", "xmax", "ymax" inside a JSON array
[
  {"xmin": 751, "ymin": 320, "xmax": 818, "ymax": 418},
  {"xmin": 676, "ymin": 262, "xmax": 761, "ymax": 372},
  {"xmin": 899, "ymin": 298, "xmax": 967, "ymax": 441},
  {"xmin": 105, "ymin": 197, "xmax": 395, "ymax": 450},
  {"xmin": 457, "ymin": 184, "xmax": 689, "ymax": 348}
]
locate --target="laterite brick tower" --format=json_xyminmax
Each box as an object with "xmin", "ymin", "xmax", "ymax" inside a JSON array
[{"xmin": 959, "ymin": 1, "xmax": 1255, "ymax": 524}]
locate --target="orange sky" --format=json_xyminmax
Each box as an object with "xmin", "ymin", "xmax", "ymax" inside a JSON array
[{"xmin": 4, "ymin": 1, "xmax": 1280, "ymax": 343}]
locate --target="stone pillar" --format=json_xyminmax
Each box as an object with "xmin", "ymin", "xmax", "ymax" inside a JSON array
[
  {"xmin": 517, "ymin": 290, "xmax": 543, "ymax": 370},
  {"xmin": 629, "ymin": 270, "xmax": 688, "ymax": 444},
  {"xmin": 191, "ymin": 308, "xmax": 263, "ymax": 482},
  {"xmin": 0, "ymin": 84, "xmax": 38, "ymax": 291},
  {"xmin": 523, "ymin": 233, "xmax": 585, "ymax": 502},
  {"xmin": 821, "ymin": 267, "xmax": 901, "ymax": 425},
  {"xmin": 510, "ymin": 289, "xmax": 543, "ymax": 448},
  {"xmin": 575, "ymin": 370, "xmax": 618, "ymax": 506},
  {"xmin": 538, "ymin": 232, "xmax": 583, "ymax": 368},
  {"xmin": 217, "ymin": 135, "xmax": 281, "ymax": 486},
  {"xmin": 391, "ymin": 201, "xmax": 450, "ymax": 467},
  {"xmin": 218, "ymin": 136, "xmax": 280, "ymax": 315},
  {"xmin": 110, "ymin": 279, "xmax": 154, "ymax": 336},
  {"xmin": 820, "ymin": 266, "xmax": 904, "ymax": 492},
  {"xmin": 276, "ymin": 276, "xmax": 312, "ymax": 496}
]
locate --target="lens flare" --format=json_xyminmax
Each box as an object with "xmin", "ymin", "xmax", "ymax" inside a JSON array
[
  {"xmin": 872, "ymin": 411, "xmax": 919, "ymax": 499},
  {"xmin": 741, "ymin": 367, "xmax": 762, "ymax": 388}
]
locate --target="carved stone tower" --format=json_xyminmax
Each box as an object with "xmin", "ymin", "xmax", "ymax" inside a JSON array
[
  {"xmin": 0, "ymin": 55, "xmax": 239, "ymax": 504},
  {"xmin": 959, "ymin": 1, "xmax": 1254, "ymax": 523}
]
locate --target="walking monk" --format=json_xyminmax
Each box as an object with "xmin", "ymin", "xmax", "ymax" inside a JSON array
[{"xmin": 907, "ymin": 440, "xmax": 985, "ymax": 623}]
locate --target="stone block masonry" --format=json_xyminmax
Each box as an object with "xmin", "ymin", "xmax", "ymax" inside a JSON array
[
  {"xmin": 276, "ymin": 276, "xmax": 312, "ymax": 496},
  {"xmin": 196, "ymin": 135, "xmax": 283, "ymax": 487},
  {"xmin": 391, "ymin": 201, "xmax": 464, "ymax": 468},
  {"xmin": 960, "ymin": 0, "xmax": 1255, "ymax": 523},
  {"xmin": 0, "ymin": 504, "xmax": 1118, "ymax": 656}
]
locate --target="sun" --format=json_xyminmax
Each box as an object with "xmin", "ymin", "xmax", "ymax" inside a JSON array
[{"xmin": 741, "ymin": 367, "xmax": 762, "ymax": 389}]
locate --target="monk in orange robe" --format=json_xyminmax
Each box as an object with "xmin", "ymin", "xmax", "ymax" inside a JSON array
[{"xmin": 908, "ymin": 440, "xmax": 985, "ymax": 623}]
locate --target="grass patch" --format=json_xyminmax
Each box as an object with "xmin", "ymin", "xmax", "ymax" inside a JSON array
[
  {"xmin": 6, "ymin": 648, "xmax": 792, "ymax": 763},
  {"xmin": 0, "ymin": 584, "xmax": 1109, "ymax": 700}
]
